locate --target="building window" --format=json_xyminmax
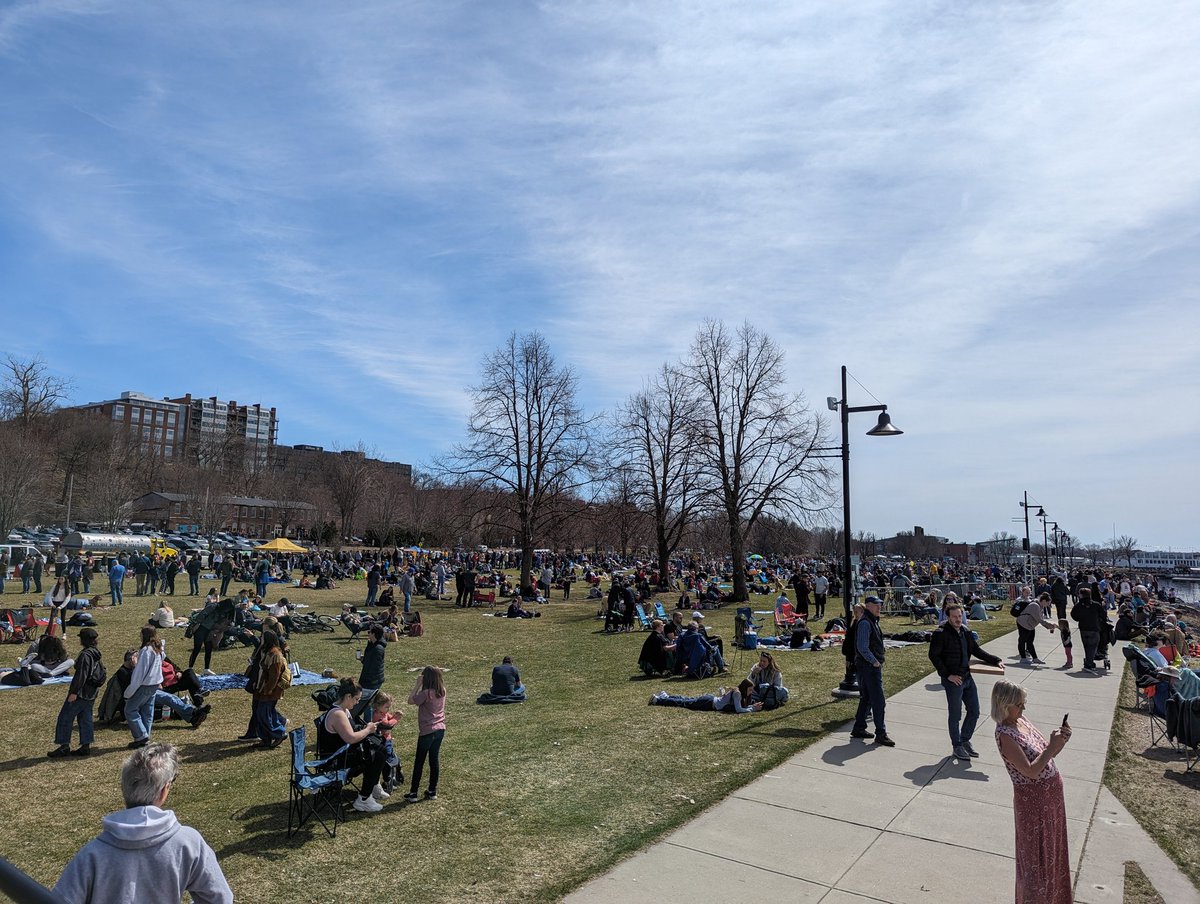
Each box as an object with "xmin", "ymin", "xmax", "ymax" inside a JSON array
[
  {"xmin": 155, "ymin": 411, "xmax": 165, "ymax": 424},
  {"xmin": 168, "ymin": 413, "xmax": 176, "ymax": 426},
  {"xmin": 132, "ymin": 409, "xmax": 142, "ymax": 423},
  {"xmin": 142, "ymin": 426, "xmax": 151, "ymax": 440},
  {"xmin": 166, "ymin": 429, "xmax": 175, "ymax": 440},
  {"xmin": 164, "ymin": 447, "xmax": 173, "ymax": 458},
  {"xmin": 113, "ymin": 405, "xmax": 125, "ymax": 419},
  {"xmin": 153, "ymin": 429, "xmax": 163, "ymax": 441}
]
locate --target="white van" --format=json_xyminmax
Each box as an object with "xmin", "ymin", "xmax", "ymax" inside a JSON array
[{"xmin": 0, "ymin": 544, "xmax": 40, "ymax": 581}]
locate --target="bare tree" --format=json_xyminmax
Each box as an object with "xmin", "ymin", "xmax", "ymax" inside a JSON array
[
  {"xmin": 440, "ymin": 332, "xmax": 596, "ymax": 594},
  {"xmin": 0, "ymin": 424, "xmax": 51, "ymax": 539},
  {"xmin": 324, "ymin": 445, "xmax": 374, "ymax": 540},
  {"xmin": 611, "ymin": 364, "xmax": 704, "ymax": 586},
  {"xmin": 82, "ymin": 432, "xmax": 143, "ymax": 528},
  {"xmin": 684, "ymin": 320, "xmax": 834, "ymax": 601},
  {"xmin": 1113, "ymin": 534, "xmax": 1138, "ymax": 569},
  {"xmin": 0, "ymin": 355, "xmax": 71, "ymax": 430}
]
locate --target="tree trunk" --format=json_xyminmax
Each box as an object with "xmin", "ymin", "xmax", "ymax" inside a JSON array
[
  {"xmin": 728, "ymin": 519, "xmax": 748, "ymax": 602},
  {"xmin": 519, "ymin": 526, "xmax": 535, "ymax": 595},
  {"xmin": 656, "ymin": 525, "xmax": 671, "ymax": 591}
]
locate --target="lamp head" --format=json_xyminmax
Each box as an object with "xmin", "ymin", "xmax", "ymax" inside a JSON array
[
  {"xmin": 826, "ymin": 396, "xmax": 840, "ymax": 412},
  {"xmin": 1036, "ymin": 507, "xmax": 1046, "ymax": 518},
  {"xmin": 865, "ymin": 411, "xmax": 903, "ymax": 437}
]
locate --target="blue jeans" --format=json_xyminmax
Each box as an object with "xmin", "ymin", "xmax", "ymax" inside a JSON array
[
  {"xmin": 54, "ymin": 696, "xmax": 95, "ymax": 746},
  {"xmin": 403, "ymin": 591, "xmax": 411, "ymax": 614},
  {"xmin": 853, "ymin": 662, "xmax": 887, "ymax": 735},
  {"xmin": 109, "ymin": 578, "xmax": 123, "ymax": 606},
  {"xmin": 220, "ymin": 575, "xmax": 232, "ymax": 596},
  {"xmin": 253, "ymin": 699, "xmax": 286, "ymax": 741},
  {"xmin": 651, "ymin": 694, "xmax": 715, "ymax": 710},
  {"xmin": 126, "ymin": 684, "xmax": 158, "ymax": 741},
  {"xmin": 23, "ymin": 574, "xmax": 32, "ymax": 593},
  {"xmin": 365, "ymin": 586, "xmax": 378, "ymax": 606},
  {"xmin": 155, "ymin": 690, "xmax": 197, "ymax": 723},
  {"xmin": 256, "ymin": 580, "xmax": 269, "ymax": 598},
  {"xmin": 189, "ymin": 574, "xmax": 200, "ymax": 595},
  {"xmin": 941, "ymin": 674, "xmax": 979, "ymax": 747}
]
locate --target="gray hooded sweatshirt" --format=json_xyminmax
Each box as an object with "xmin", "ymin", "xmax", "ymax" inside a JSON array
[{"xmin": 54, "ymin": 805, "xmax": 232, "ymax": 904}]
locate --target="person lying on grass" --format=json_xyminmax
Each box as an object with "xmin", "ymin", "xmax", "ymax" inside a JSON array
[{"xmin": 649, "ymin": 679, "xmax": 761, "ymax": 712}]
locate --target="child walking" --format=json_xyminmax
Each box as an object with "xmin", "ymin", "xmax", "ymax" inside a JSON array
[{"xmin": 48, "ymin": 628, "xmax": 106, "ymax": 758}]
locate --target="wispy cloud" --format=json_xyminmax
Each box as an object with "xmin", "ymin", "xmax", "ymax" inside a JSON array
[{"xmin": 1, "ymin": 0, "xmax": 1197, "ymax": 545}]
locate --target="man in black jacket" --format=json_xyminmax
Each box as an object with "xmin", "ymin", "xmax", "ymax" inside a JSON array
[
  {"xmin": 928, "ymin": 601, "xmax": 1002, "ymax": 759},
  {"xmin": 48, "ymin": 627, "xmax": 105, "ymax": 758},
  {"xmin": 1071, "ymin": 587, "xmax": 1108, "ymax": 673}
]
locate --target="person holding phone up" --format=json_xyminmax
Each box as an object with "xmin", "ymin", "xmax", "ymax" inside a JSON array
[{"xmin": 991, "ymin": 680, "xmax": 1073, "ymax": 904}]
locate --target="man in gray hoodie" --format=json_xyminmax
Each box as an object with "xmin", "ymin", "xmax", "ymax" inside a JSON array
[{"xmin": 54, "ymin": 743, "xmax": 232, "ymax": 904}]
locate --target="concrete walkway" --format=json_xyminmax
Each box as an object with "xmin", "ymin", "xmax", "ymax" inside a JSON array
[{"xmin": 565, "ymin": 629, "xmax": 1199, "ymax": 904}]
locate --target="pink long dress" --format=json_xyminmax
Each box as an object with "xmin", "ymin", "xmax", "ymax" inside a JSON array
[{"xmin": 996, "ymin": 718, "xmax": 1073, "ymax": 904}]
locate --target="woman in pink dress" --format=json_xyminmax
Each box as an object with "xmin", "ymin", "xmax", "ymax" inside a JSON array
[{"xmin": 992, "ymin": 679, "xmax": 1073, "ymax": 903}]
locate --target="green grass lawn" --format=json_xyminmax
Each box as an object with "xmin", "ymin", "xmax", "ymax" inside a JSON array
[{"xmin": 0, "ymin": 578, "xmax": 1017, "ymax": 903}]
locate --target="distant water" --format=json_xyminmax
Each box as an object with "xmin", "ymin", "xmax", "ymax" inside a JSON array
[{"xmin": 1161, "ymin": 578, "xmax": 1200, "ymax": 604}]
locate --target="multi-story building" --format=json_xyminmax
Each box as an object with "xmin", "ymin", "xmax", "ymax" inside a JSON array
[
  {"xmin": 273, "ymin": 444, "xmax": 412, "ymax": 484},
  {"xmin": 167, "ymin": 394, "xmax": 278, "ymax": 468},
  {"xmin": 74, "ymin": 392, "xmax": 189, "ymax": 459}
]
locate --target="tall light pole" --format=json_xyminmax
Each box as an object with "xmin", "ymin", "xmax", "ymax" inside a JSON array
[
  {"xmin": 828, "ymin": 365, "xmax": 902, "ymax": 698},
  {"xmin": 1037, "ymin": 508, "xmax": 1049, "ymax": 578}
]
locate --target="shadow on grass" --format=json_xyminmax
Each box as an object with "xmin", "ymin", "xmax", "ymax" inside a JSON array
[{"xmin": 178, "ymin": 737, "xmax": 279, "ymax": 764}]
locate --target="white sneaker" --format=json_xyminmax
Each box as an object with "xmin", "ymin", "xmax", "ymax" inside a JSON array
[
  {"xmin": 372, "ymin": 784, "xmax": 390, "ymax": 801},
  {"xmin": 353, "ymin": 795, "xmax": 383, "ymax": 813},
  {"xmin": 201, "ymin": 669, "xmax": 216, "ymax": 677}
]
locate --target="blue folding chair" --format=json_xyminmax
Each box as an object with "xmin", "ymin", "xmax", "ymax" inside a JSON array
[
  {"xmin": 654, "ymin": 601, "xmax": 668, "ymax": 621},
  {"xmin": 287, "ymin": 726, "xmax": 351, "ymax": 838},
  {"xmin": 634, "ymin": 603, "xmax": 652, "ymax": 630}
]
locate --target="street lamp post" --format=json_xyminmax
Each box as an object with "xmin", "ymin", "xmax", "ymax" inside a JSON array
[
  {"xmin": 1037, "ymin": 508, "xmax": 1049, "ymax": 578},
  {"xmin": 829, "ymin": 365, "xmax": 902, "ymax": 699}
]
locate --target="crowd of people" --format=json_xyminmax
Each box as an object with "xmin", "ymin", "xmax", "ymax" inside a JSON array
[{"xmin": 7, "ymin": 540, "xmax": 1198, "ymax": 902}]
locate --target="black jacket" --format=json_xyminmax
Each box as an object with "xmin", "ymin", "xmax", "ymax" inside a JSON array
[
  {"xmin": 68, "ymin": 647, "xmax": 105, "ymax": 701},
  {"xmin": 928, "ymin": 623, "xmax": 1000, "ymax": 679},
  {"xmin": 358, "ymin": 639, "xmax": 386, "ymax": 690},
  {"xmin": 1071, "ymin": 598, "xmax": 1106, "ymax": 633}
]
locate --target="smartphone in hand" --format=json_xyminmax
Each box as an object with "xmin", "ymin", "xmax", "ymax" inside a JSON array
[{"xmin": 1062, "ymin": 713, "xmax": 1069, "ymax": 727}]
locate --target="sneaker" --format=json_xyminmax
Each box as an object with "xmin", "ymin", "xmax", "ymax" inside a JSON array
[
  {"xmin": 70, "ymin": 745, "xmax": 91, "ymax": 757},
  {"xmin": 1104, "ymin": 659, "xmax": 1112, "ymax": 671},
  {"xmin": 201, "ymin": 669, "xmax": 216, "ymax": 677},
  {"xmin": 963, "ymin": 741, "xmax": 980, "ymax": 758},
  {"xmin": 47, "ymin": 746, "xmax": 71, "ymax": 758},
  {"xmin": 127, "ymin": 738, "xmax": 149, "ymax": 750},
  {"xmin": 953, "ymin": 745, "xmax": 972, "ymax": 760},
  {"xmin": 850, "ymin": 728, "xmax": 875, "ymax": 739},
  {"xmin": 874, "ymin": 734, "xmax": 896, "ymax": 747},
  {"xmin": 1082, "ymin": 667, "xmax": 1098, "ymax": 674},
  {"xmin": 352, "ymin": 795, "xmax": 383, "ymax": 813},
  {"xmin": 403, "ymin": 791, "xmax": 419, "ymax": 803},
  {"xmin": 237, "ymin": 733, "xmax": 258, "ymax": 741},
  {"xmin": 1032, "ymin": 658, "xmax": 1046, "ymax": 665},
  {"xmin": 1019, "ymin": 657, "xmax": 1031, "ymax": 664},
  {"xmin": 372, "ymin": 784, "xmax": 390, "ymax": 801},
  {"xmin": 424, "ymin": 790, "xmax": 437, "ymax": 800}
]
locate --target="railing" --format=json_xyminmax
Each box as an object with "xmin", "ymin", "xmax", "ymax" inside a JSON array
[{"xmin": 0, "ymin": 857, "xmax": 61, "ymax": 904}]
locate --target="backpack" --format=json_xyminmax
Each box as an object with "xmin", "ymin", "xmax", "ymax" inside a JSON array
[
  {"xmin": 1010, "ymin": 600, "xmax": 1026, "ymax": 618},
  {"xmin": 311, "ymin": 684, "xmax": 340, "ymax": 711},
  {"xmin": 83, "ymin": 652, "xmax": 107, "ymax": 695}
]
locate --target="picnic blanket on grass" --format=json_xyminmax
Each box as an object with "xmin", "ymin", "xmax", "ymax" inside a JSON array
[{"xmin": 0, "ymin": 668, "xmax": 332, "ymax": 692}]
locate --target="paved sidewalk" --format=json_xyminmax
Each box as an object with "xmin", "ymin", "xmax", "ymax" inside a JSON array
[{"xmin": 565, "ymin": 628, "xmax": 1195, "ymax": 904}]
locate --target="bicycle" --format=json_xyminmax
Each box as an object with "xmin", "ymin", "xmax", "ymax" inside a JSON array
[{"xmin": 289, "ymin": 612, "xmax": 339, "ymax": 633}]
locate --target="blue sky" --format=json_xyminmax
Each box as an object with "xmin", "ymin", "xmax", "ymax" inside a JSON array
[{"xmin": 2, "ymin": 0, "xmax": 1198, "ymax": 549}]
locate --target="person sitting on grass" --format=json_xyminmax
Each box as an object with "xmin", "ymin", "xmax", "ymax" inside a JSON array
[
  {"xmin": 478, "ymin": 655, "xmax": 526, "ymax": 704},
  {"xmin": 748, "ymin": 651, "xmax": 789, "ymax": 707},
  {"xmin": 1, "ymin": 634, "xmax": 74, "ymax": 686},
  {"xmin": 150, "ymin": 601, "xmax": 176, "ymax": 629},
  {"xmin": 649, "ymin": 679, "xmax": 761, "ymax": 712},
  {"xmin": 638, "ymin": 619, "xmax": 676, "ymax": 676},
  {"xmin": 506, "ymin": 599, "xmax": 538, "ymax": 619},
  {"xmin": 53, "ymin": 742, "xmax": 233, "ymax": 904}
]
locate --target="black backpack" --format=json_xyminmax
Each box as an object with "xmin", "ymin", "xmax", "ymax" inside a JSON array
[{"xmin": 1010, "ymin": 600, "xmax": 1026, "ymax": 618}]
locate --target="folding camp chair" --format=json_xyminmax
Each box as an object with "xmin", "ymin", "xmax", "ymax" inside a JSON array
[
  {"xmin": 634, "ymin": 603, "xmax": 652, "ymax": 630},
  {"xmin": 287, "ymin": 727, "xmax": 351, "ymax": 838},
  {"xmin": 654, "ymin": 602, "xmax": 668, "ymax": 621},
  {"xmin": 734, "ymin": 606, "xmax": 759, "ymax": 645},
  {"xmin": 773, "ymin": 602, "xmax": 802, "ymax": 636},
  {"xmin": 1122, "ymin": 645, "xmax": 1165, "ymax": 712}
]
